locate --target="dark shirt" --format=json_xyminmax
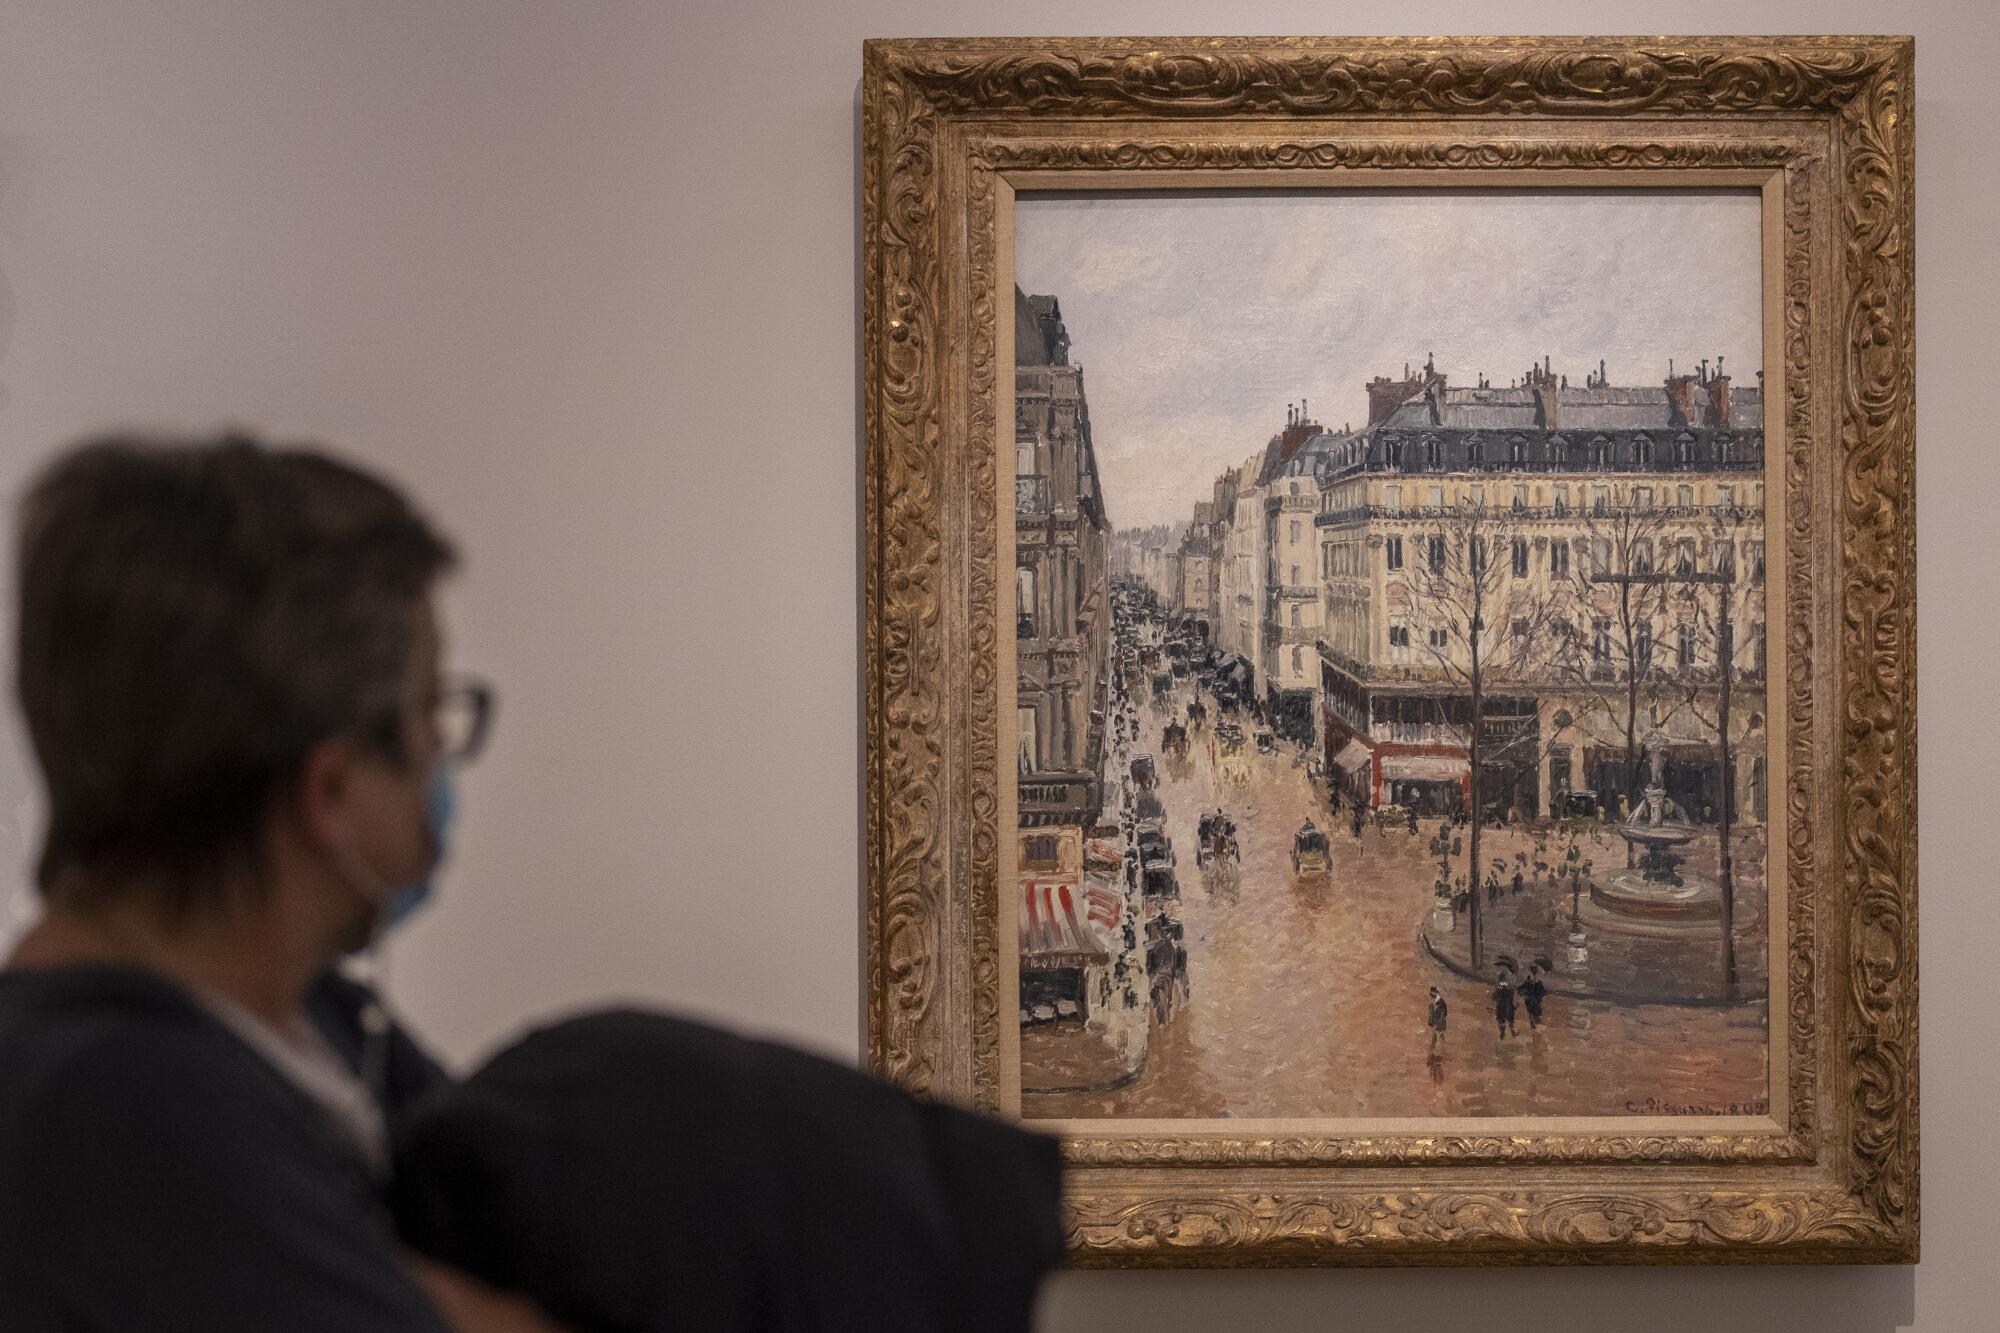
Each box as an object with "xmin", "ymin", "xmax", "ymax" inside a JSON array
[{"xmin": 0, "ymin": 964, "xmax": 451, "ymax": 1332}]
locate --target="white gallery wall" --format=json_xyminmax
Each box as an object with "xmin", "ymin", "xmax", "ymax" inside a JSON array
[{"xmin": 0, "ymin": 2, "xmax": 1991, "ymax": 1329}]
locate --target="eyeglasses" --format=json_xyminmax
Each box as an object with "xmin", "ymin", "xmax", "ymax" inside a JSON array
[{"xmin": 434, "ymin": 675, "xmax": 495, "ymax": 764}]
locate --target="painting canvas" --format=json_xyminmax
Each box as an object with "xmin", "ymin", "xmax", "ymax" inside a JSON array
[{"xmin": 1010, "ymin": 190, "xmax": 1774, "ymax": 1122}]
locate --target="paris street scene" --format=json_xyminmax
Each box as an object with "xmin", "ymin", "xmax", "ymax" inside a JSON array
[{"xmin": 1010, "ymin": 191, "xmax": 1772, "ymax": 1119}]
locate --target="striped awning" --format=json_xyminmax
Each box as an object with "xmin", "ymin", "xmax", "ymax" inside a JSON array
[{"xmin": 1020, "ymin": 881, "xmax": 1112, "ymax": 967}]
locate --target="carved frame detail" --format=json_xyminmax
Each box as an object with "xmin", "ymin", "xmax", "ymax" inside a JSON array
[{"xmin": 862, "ymin": 36, "xmax": 1915, "ymax": 1266}]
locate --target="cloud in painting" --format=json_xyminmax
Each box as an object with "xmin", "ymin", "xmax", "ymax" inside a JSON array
[{"xmin": 1014, "ymin": 190, "xmax": 1764, "ymax": 530}]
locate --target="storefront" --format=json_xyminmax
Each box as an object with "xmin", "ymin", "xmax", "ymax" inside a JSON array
[
  {"xmin": 1329, "ymin": 737, "xmax": 1374, "ymax": 804},
  {"xmin": 1376, "ymin": 752, "xmax": 1470, "ymax": 815},
  {"xmin": 1018, "ymin": 880, "xmax": 1114, "ymax": 1025}
]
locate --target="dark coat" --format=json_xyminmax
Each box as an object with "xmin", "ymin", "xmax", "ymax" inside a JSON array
[
  {"xmin": 392, "ymin": 1010, "xmax": 1065, "ymax": 1333},
  {"xmin": 0, "ymin": 966, "xmax": 451, "ymax": 1332}
]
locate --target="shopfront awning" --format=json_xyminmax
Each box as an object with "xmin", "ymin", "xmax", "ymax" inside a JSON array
[
  {"xmin": 1378, "ymin": 753, "xmax": 1470, "ymax": 783},
  {"xmin": 1331, "ymin": 739, "xmax": 1373, "ymax": 775},
  {"xmin": 1083, "ymin": 838, "xmax": 1123, "ymax": 875},
  {"xmin": 1020, "ymin": 881, "xmax": 1112, "ymax": 968}
]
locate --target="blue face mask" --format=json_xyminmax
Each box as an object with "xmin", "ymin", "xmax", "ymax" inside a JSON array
[{"xmin": 377, "ymin": 764, "xmax": 457, "ymax": 931}]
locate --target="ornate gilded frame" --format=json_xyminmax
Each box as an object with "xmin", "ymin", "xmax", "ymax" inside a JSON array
[{"xmin": 861, "ymin": 36, "xmax": 1915, "ymax": 1266}]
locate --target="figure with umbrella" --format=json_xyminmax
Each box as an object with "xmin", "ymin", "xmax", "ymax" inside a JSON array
[{"xmin": 1520, "ymin": 959, "xmax": 1552, "ymax": 1030}]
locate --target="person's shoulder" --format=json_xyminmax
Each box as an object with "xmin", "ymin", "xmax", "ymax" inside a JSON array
[{"xmin": 0, "ymin": 970, "xmax": 286, "ymax": 1152}]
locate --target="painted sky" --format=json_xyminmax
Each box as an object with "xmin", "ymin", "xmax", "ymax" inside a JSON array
[{"xmin": 1014, "ymin": 190, "xmax": 1764, "ymax": 532}]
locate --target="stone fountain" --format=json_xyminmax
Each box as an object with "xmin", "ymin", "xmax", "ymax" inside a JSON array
[{"xmin": 1588, "ymin": 739, "xmax": 1723, "ymax": 929}]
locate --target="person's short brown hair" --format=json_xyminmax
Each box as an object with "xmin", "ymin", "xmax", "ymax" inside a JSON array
[{"xmin": 14, "ymin": 431, "xmax": 456, "ymax": 912}]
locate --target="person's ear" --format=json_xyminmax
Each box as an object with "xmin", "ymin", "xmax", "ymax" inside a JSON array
[{"xmin": 292, "ymin": 734, "xmax": 365, "ymax": 853}]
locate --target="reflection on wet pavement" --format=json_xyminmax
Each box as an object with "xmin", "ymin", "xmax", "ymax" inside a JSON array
[{"xmin": 1024, "ymin": 685, "xmax": 1769, "ymax": 1121}]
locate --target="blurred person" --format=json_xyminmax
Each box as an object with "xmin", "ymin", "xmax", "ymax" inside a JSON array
[
  {"xmin": 0, "ymin": 432, "xmax": 1066, "ymax": 1332},
  {"xmin": 0, "ymin": 433, "xmax": 556, "ymax": 1330}
]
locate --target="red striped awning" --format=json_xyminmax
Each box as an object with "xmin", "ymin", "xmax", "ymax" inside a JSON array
[
  {"xmin": 1082, "ymin": 879, "xmax": 1121, "ymax": 932},
  {"xmin": 1020, "ymin": 881, "xmax": 1111, "ymax": 967}
]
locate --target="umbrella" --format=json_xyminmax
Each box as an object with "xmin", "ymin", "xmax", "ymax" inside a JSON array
[
  {"xmin": 1495, "ymin": 953, "xmax": 1520, "ymax": 974},
  {"xmin": 1533, "ymin": 956, "xmax": 1556, "ymax": 972}
]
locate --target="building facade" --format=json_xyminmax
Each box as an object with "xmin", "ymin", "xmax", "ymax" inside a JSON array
[
  {"xmin": 1014, "ymin": 287, "xmax": 1117, "ymax": 1025},
  {"xmin": 1314, "ymin": 357, "xmax": 1769, "ymax": 823},
  {"xmin": 1260, "ymin": 416, "xmax": 1339, "ymax": 742},
  {"xmin": 1217, "ymin": 458, "xmax": 1266, "ymax": 681}
]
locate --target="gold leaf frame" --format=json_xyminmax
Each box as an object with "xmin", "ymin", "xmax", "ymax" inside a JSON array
[{"xmin": 861, "ymin": 35, "xmax": 1915, "ymax": 1266}]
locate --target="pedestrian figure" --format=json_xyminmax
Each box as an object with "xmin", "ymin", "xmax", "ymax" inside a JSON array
[
  {"xmin": 1426, "ymin": 986, "xmax": 1448, "ymax": 1054},
  {"xmin": 1407, "ymin": 807, "xmax": 1419, "ymax": 835},
  {"xmin": 1511, "ymin": 868, "xmax": 1525, "ymax": 897},
  {"xmin": 1486, "ymin": 868, "xmax": 1501, "ymax": 906},
  {"xmin": 1520, "ymin": 964, "xmax": 1548, "ymax": 1030},
  {"xmin": 1492, "ymin": 970, "xmax": 1518, "ymax": 1039}
]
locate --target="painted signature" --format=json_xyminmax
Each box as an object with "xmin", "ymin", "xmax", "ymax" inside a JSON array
[{"xmin": 1624, "ymin": 1098, "xmax": 1770, "ymax": 1116}]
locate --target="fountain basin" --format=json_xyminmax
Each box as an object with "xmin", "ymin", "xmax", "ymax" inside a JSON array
[{"xmin": 1591, "ymin": 869, "xmax": 1722, "ymax": 923}]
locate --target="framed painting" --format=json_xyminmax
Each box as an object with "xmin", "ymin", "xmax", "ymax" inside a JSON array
[{"xmin": 860, "ymin": 35, "xmax": 1916, "ymax": 1266}]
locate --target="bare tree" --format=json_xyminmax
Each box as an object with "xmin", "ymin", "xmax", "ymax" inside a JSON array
[
  {"xmin": 1672, "ymin": 505, "xmax": 1768, "ymax": 989},
  {"xmin": 1548, "ymin": 500, "xmax": 1695, "ymax": 863},
  {"xmin": 1401, "ymin": 498, "xmax": 1565, "ymax": 969}
]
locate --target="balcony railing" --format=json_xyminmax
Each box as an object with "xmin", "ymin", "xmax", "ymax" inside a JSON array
[
  {"xmin": 1014, "ymin": 365, "xmax": 1083, "ymax": 394},
  {"xmin": 1316, "ymin": 452, "xmax": 1765, "ymax": 480},
  {"xmin": 1018, "ymin": 772, "xmax": 1104, "ymax": 825},
  {"xmin": 1315, "ymin": 501, "xmax": 1764, "ymax": 528}
]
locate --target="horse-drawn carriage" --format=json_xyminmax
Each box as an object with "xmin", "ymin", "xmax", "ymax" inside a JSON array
[
  {"xmin": 1291, "ymin": 821, "xmax": 1331, "ymax": 877},
  {"xmin": 1161, "ymin": 720, "xmax": 1190, "ymax": 762},
  {"xmin": 1213, "ymin": 722, "xmax": 1250, "ymax": 784},
  {"xmin": 1195, "ymin": 810, "xmax": 1240, "ymax": 869},
  {"xmin": 1185, "ymin": 697, "xmax": 1207, "ymax": 730}
]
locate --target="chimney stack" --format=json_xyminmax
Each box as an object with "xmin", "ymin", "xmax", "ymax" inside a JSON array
[
  {"xmin": 1365, "ymin": 362, "xmax": 1426, "ymax": 426},
  {"xmin": 1664, "ymin": 368, "xmax": 1698, "ymax": 428},
  {"xmin": 1702, "ymin": 368, "xmax": 1732, "ymax": 428}
]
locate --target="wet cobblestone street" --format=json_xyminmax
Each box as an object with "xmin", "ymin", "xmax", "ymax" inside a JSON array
[{"xmin": 1023, "ymin": 682, "xmax": 1770, "ymax": 1121}]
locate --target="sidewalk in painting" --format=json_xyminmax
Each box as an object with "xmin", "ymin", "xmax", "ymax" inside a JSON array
[{"xmin": 1420, "ymin": 824, "xmax": 1769, "ymax": 1006}]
